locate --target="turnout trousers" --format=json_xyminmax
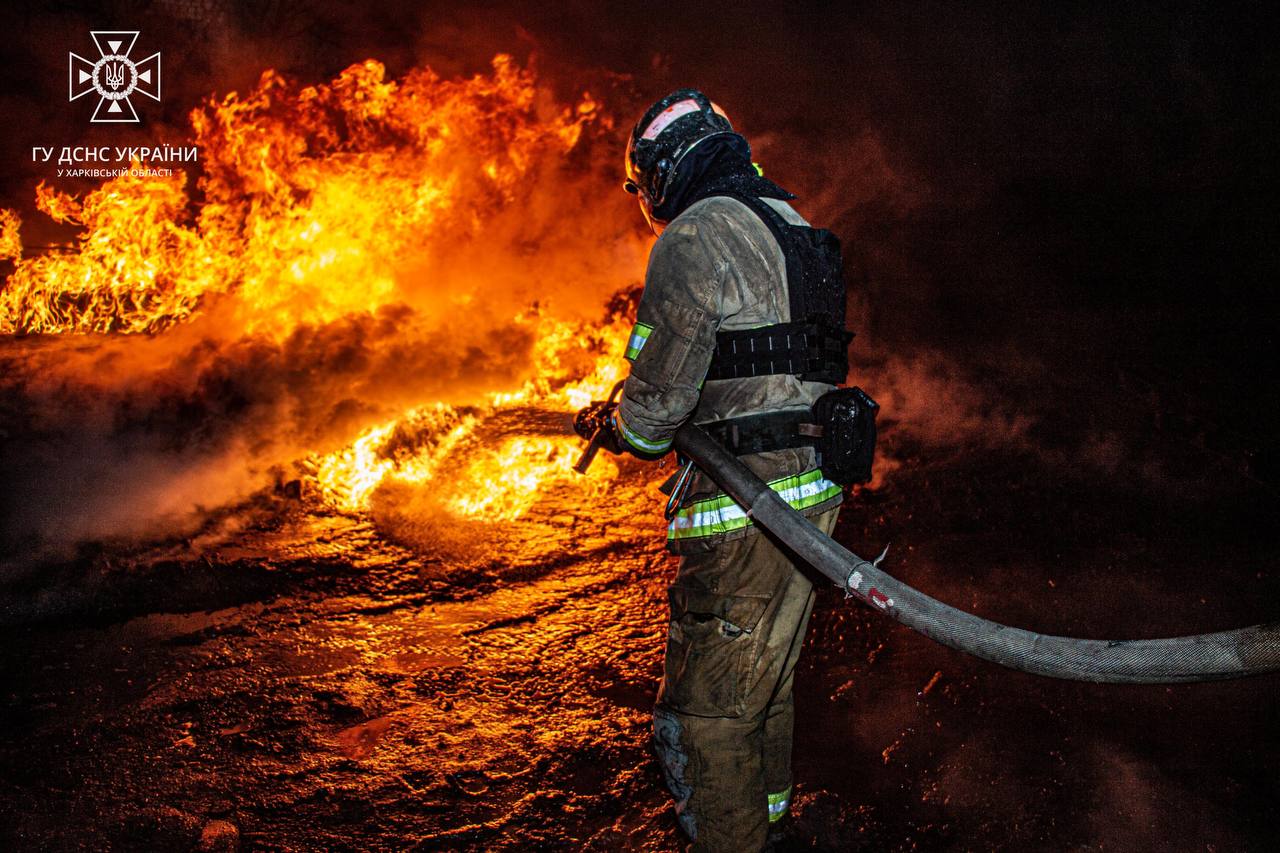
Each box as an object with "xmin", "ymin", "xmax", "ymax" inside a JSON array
[{"xmin": 653, "ymin": 508, "xmax": 839, "ymax": 852}]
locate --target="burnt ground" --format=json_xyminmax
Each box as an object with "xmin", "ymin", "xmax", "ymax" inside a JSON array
[{"xmin": 1, "ymin": 359, "xmax": 1278, "ymax": 852}]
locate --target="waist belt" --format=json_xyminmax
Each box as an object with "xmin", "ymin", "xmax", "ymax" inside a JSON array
[{"xmin": 699, "ymin": 409, "xmax": 824, "ymax": 456}]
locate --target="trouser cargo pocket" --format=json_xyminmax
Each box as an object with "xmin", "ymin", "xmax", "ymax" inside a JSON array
[{"xmin": 661, "ymin": 584, "xmax": 772, "ymax": 718}]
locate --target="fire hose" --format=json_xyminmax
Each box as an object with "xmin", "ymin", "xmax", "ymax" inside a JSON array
[
  {"xmin": 573, "ymin": 410, "xmax": 1280, "ymax": 682},
  {"xmin": 670, "ymin": 423, "xmax": 1279, "ymax": 683}
]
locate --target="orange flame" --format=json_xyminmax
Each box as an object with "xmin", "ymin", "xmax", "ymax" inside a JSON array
[
  {"xmin": 309, "ymin": 309, "xmax": 631, "ymax": 518},
  {"xmin": 0, "ymin": 208, "xmax": 22, "ymax": 261},
  {"xmin": 0, "ymin": 54, "xmax": 647, "ymax": 528},
  {"xmin": 1, "ymin": 55, "xmax": 602, "ymax": 336}
]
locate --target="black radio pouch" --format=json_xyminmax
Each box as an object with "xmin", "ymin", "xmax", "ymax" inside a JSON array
[{"xmin": 812, "ymin": 387, "xmax": 879, "ymax": 485}]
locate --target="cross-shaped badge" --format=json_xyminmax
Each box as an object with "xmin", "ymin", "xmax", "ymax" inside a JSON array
[{"xmin": 69, "ymin": 31, "xmax": 161, "ymax": 123}]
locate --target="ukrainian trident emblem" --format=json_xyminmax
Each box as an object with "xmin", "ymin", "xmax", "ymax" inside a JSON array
[{"xmin": 69, "ymin": 31, "xmax": 161, "ymax": 123}]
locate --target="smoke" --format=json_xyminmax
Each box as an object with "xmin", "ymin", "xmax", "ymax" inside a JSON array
[
  {"xmin": 0, "ymin": 311, "xmax": 521, "ymax": 556},
  {"xmin": 1081, "ymin": 744, "xmax": 1248, "ymax": 851},
  {"xmin": 860, "ymin": 351, "xmax": 1037, "ymax": 450},
  {"xmin": 925, "ymin": 733, "xmax": 1250, "ymax": 850}
]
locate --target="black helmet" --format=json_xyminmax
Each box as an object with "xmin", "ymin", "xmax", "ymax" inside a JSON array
[{"xmin": 625, "ymin": 89, "xmax": 750, "ymax": 232}]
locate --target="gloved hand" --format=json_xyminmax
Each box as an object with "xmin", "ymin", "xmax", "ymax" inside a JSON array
[{"xmin": 573, "ymin": 400, "xmax": 624, "ymax": 455}]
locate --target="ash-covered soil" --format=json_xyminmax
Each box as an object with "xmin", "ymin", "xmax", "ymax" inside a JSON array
[{"xmin": 1, "ymin": 363, "xmax": 1277, "ymax": 852}]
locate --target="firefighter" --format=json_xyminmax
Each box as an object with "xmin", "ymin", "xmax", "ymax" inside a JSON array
[{"xmin": 574, "ymin": 89, "xmax": 853, "ymax": 851}]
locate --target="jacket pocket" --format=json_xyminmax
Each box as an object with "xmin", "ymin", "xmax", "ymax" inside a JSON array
[
  {"xmin": 660, "ymin": 584, "xmax": 772, "ymax": 718},
  {"xmin": 631, "ymin": 301, "xmax": 709, "ymax": 395}
]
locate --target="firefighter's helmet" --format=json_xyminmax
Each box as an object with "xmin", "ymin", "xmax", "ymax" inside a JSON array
[{"xmin": 624, "ymin": 89, "xmax": 749, "ymax": 232}]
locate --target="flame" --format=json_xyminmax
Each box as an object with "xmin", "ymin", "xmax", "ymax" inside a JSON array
[
  {"xmin": 300, "ymin": 289, "xmax": 634, "ymax": 521},
  {"xmin": 308, "ymin": 308, "xmax": 631, "ymax": 519},
  {"xmin": 312, "ymin": 404, "xmax": 479, "ymax": 513},
  {"xmin": 1, "ymin": 55, "xmax": 602, "ymax": 336},
  {"xmin": 0, "ymin": 208, "xmax": 21, "ymax": 261},
  {"xmin": 313, "ymin": 418, "xmax": 618, "ymax": 521},
  {"xmin": 0, "ymin": 54, "xmax": 646, "ymax": 531}
]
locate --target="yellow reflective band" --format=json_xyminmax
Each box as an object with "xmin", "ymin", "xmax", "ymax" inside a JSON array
[
  {"xmin": 767, "ymin": 785, "xmax": 792, "ymax": 822},
  {"xmin": 615, "ymin": 410, "xmax": 672, "ymax": 455},
  {"xmin": 624, "ymin": 322, "xmax": 653, "ymax": 362},
  {"xmin": 668, "ymin": 469, "xmax": 841, "ymax": 541},
  {"xmin": 753, "ymin": 162, "xmax": 764, "ymax": 176}
]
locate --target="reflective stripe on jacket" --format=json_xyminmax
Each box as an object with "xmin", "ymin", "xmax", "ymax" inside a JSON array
[{"xmin": 615, "ymin": 195, "xmax": 845, "ymax": 553}]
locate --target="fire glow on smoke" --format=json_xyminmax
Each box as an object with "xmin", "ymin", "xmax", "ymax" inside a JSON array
[{"xmin": 0, "ymin": 55, "xmax": 640, "ymax": 530}]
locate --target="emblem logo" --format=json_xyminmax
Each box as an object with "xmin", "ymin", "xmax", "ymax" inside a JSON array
[{"xmin": 69, "ymin": 31, "xmax": 161, "ymax": 123}]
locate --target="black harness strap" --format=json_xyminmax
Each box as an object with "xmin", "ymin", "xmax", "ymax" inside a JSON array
[
  {"xmin": 699, "ymin": 409, "xmax": 821, "ymax": 456},
  {"xmin": 706, "ymin": 320, "xmax": 850, "ymax": 382},
  {"xmin": 705, "ymin": 193, "xmax": 851, "ymax": 384}
]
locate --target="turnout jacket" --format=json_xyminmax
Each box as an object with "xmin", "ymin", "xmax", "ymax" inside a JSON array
[{"xmin": 616, "ymin": 195, "xmax": 845, "ymax": 554}]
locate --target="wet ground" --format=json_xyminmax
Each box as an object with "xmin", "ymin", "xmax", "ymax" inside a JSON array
[{"xmin": 1, "ymin": 365, "xmax": 1278, "ymax": 851}]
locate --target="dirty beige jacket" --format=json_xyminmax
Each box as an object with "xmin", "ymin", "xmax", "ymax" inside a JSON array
[{"xmin": 615, "ymin": 195, "xmax": 845, "ymax": 553}]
